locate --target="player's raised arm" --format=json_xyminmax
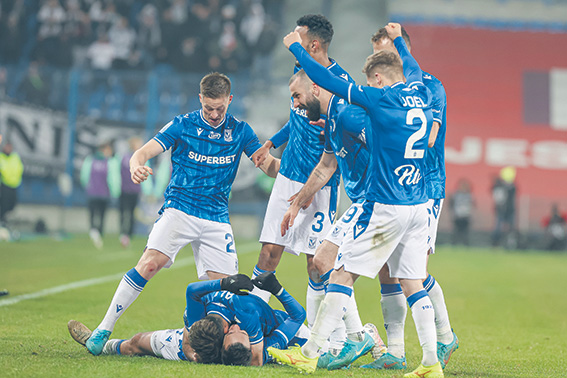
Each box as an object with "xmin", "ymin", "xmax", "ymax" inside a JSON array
[
  {"xmin": 129, "ymin": 139, "xmax": 161, "ymax": 184},
  {"xmin": 387, "ymin": 23, "xmax": 423, "ymax": 84},
  {"xmin": 281, "ymin": 152, "xmax": 337, "ymax": 236}
]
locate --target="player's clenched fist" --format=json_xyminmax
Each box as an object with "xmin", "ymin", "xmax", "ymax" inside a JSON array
[
  {"xmin": 252, "ymin": 272, "xmax": 283, "ymax": 296},
  {"xmin": 221, "ymin": 274, "xmax": 254, "ymax": 295},
  {"xmin": 283, "ymin": 31, "xmax": 302, "ymax": 48},
  {"xmin": 386, "ymin": 22, "xmax": 402, "ymax": 40},
  {"xmin": 130, "ymin": 165, "xmax": 153, "ymax": 184}
]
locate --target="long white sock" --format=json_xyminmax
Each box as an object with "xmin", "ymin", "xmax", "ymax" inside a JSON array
[
  {"xmin": 344, "ymin": 290, "xmax": 365, "ymax": 342},
  {"xmin": 250, "ymin": 265, "xmax": 274, "ymax": 303},
  {"xmin": 423, "ymin": 274, "xmax": 453, "ymax": 344},
  {"xmin": 302, "ymin": 284, "xmax": 351, "ymax": 358},
  {"xmin": 98, "ymin": 268, "xmax": 147, "ymax": 332},
  {"xmin": 408, "ymin": 290, "xmax": 437, "ymax": 366},
  {"xmin": 380, "ymin": 283, "xmax": 406, "ymax": 358},
  {"xmin": 306, "ymin": 277, "xmax": 325, "ymax": 328}
]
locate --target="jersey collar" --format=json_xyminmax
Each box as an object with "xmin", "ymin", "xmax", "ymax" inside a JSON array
[{"xmin": 199, "ymin": 109, "xmax": 226, "ymax": 129}]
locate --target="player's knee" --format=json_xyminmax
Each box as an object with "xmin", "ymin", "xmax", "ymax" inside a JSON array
[{"xmin": 121, "ymin": 335, "xmax": 143, "ymax": 355}]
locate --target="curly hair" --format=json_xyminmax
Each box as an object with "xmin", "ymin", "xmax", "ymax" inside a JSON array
[
  {"xmin": 296, "ymin": 14, "xmax": 334, "ymax": 48},
  {"xmin": 188, "ymin": 315, "xmax": 225, "ymax": 364}
]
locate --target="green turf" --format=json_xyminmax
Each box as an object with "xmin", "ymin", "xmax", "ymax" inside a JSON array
[{"xmin": 1, "ymin": 235, "xmax": 566, "ymax": 377}]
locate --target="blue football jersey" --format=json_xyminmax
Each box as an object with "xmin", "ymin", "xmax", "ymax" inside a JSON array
[
  {"xmin": 422, "ymin": 71, "xmax": 447, "ymax": 200},
  {"xmin": 270, "ymin": 60, "xmax": 354, "ymax": 188},
  {"xmin": 289, "ymin": 37, "xmax": 433, "ymax": 206},
  {"xmin": 153, "ymin": 110, "xmax": 262, "ymax": 223},
  {"xmin": 324, "ymin": 95, "xmax": 370, "ymax": 204}
]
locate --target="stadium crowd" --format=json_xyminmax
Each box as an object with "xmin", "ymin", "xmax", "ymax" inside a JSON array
[{"xmin": 0, "ymin": 0, "xmax": 282, "ymax": 73}]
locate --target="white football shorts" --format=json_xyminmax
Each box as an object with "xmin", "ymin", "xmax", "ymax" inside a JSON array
[
  {"xmin": 335, "ymin": 201, "xmax": 429, "ymax": 280},
  {"xmin": 259, "ymin": 173, "xmax": 337, "ymax": 256},
  {"xmin": 146, "ymin": 208, "xmax": 238, "ymax": 279},
  {"xmin": 325, "ymin": 202, "xmax": 364, "ymax": 247},
  {"xmin": 150, "ymin": 328, "xmax": 185, "ymax": 361},
  {"xmin": 427, "ymin": 198, "xmax": 444, "ymax": 254}
]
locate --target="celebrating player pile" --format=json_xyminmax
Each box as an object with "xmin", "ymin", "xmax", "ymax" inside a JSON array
[{"xmin": 267, "ymin": 22, "xmax": 457, "ymax": 377}]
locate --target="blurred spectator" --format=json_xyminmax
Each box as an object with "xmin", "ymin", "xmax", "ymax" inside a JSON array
[
  {"xmin": 449, "ymin": 178, "xmax": 474, "ymax": 246},
  {"xmin": 541, "ymin": 204, "xmax": 567, "ymax": 251},
  {"xmin": 36, "ymin": 0, "xmax": 66, "ymax": 65},
  {"xmin": 118, "ymin": 136, "xmax": 149, "ymax": 248},
  {"xmin": 80, "ymin": 140, "xmax": 120, "ymax": 249},
  {"xmin": 17, "ymin": 62, "xmax": 49, "ymax": 106},
  {"xmin": 137, "ymin": 4, "xmax": 161, "ymax": 68},
  {"xmin": 0, "ymin": 142, "xmax": 24, "ymax": 226},
  {"xmin": 491, "ymin": 166, "xmax": 517, "ymax": 247},
  {"xmin": 109, "ymin": 16, "xmax": 136, "ymax": 69},
  {"xmin": 87, "ymin": 32, "xmax": 115, "ymax": 70},
  {"xmin": 88, "ymin": 1, "xmax": 118, "ymax": 34},
  {"xmin": 171, "ymin": 36, "xmax": 208, "ymax": 72}
]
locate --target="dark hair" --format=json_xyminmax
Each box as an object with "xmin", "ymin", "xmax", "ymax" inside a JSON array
[
  {"xmin": 296, "ymin": 14, "xmax": 333, "ymax": 48},
  {"xmin": 200, "ymin": 72, "xmax": 231, "ymax": 99},
  {"xmin": 221, "ymin": 342, "xmax": 252, "ymax": 366},
  {"xmin": 188, "ymin": 315, "xmax": 224, "ymax": 364},
  {"xmin": 371, "ymin": 26, "xmax": 411, "ymax": 49},
  {"xmin": 362, "ymin": 50, "xmax": 403, "ymax": 79}
]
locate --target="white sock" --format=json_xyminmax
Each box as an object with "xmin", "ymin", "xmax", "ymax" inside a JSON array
[
  {"xmin": 306, "ymin": 278, "xmax": 325, "ymax": 328},
  {"xmin": 344, "ymin": 290, "xmax": 365, "ymax": 342},
  {"xmin": 250, "ymin": 265, "xmax": 274, "ymax": 303},
  {"xmin": 328, "ymin": 323, "xmax": 346, "ymax": 351},
  {"xmin": 98, "ymin": 268, "xmax": 147, "ymax": 332},
  {"xmin": 408, "ymin": 290, "xmax": 437, "ymax": 366},
  {"xmin": 380, "ymin": 284, "xmax": 406, "ymax": 358},
  {"xmin": 302, "ymin": 284, "xmax": 351, "ymax": 358},
  {"xmin": 423, "ymin": 274, "xmax": 453, "ymax": 344}
]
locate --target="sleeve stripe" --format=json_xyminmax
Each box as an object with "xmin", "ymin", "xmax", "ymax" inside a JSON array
[
  {"xmin": 433, "ymin": 117, "xmax": 442, "ymax": 124},
  {"xmin": 207, "ymin": 311, "xmax": 231, "ymax": 323},
  {"xmin": 275, "ymin": 329, "xmax": 290, "ymax": 345},
  {"xmin": 347, "ymin": 83, "xmax": 353, "ymax": 104},
  {"xmin": 153, "ymin": 137, "xmax": 167, "ymax": 151},
  {"xmin": 250, "ymin": 337, "xmax": 264, "ymax": 345}
]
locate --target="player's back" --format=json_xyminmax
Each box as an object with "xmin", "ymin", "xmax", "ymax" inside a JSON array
[
  {"xmin": 364, "ymin": 82, "xmax": 434, "ymax": 206},
  {"xmin": 326, "ymin": 96, "xmax": 370, "ymax": 203}
]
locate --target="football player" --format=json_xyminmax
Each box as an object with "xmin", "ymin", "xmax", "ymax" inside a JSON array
[{"xmin": 80, "ymin": 72, "xmax": 280, "ymax": 356}]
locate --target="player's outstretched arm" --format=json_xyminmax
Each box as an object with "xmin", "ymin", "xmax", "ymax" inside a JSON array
[
  {"xmin": 269, "ymin": 121, "xmax": 291, "ymax": 148},
  {"xmin": 387, "ymin": 22, "xmax": 423, "ymax": 84},
  {"xmin": 255, "ymin": 151, "xmax": 280, "ymax": 178},
  {"xmin": 280, "ymin": 152, "xmax": 337, "ymax": 236},
  {"xmin": 130, "ymin": 139, "xmax": 162, "ymax": 184}
]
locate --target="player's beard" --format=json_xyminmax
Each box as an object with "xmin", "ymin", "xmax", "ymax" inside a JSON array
[{"xmin": 302, "ymin": 96, "xmax": 321, "ymax": 122}]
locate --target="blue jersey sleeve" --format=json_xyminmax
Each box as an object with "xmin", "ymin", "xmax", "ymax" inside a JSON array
[
  {"xmin": 289, "ymin": 42, "xmax": 382, "ymax": 110},
  {"xmin": 242, "ymin": 123, "xmax": 262, "ymax": 158},
  {"xmin": 269, "ymin": 121, "xmax": 291, "ymax": 148},
  {"xmin": 183, "ymin": 280, "xmax": 222, "ymax": 329},
  {"xmin": 339, "ymin": 105, "xmax": 368, "ymax": 140},
  {"xmin": 393, "ymin": 36, "xmax": 423, "ymax": 85},
  {"xmin": 427, "ymin": 79, "xmax": 446, "ymax": 125},
  {"xmin": 324, "ymin": 120, "xmax": 333, "ymax": 153},
  {"xmin": 154, "ymin": 116, "xmax": 184, "ymax": 151}
]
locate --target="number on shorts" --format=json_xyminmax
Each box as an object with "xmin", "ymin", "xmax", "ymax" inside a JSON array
[
  {"xmin": 312, "ymin": 212, "xmax": 325, "ymax": 232},
  {"xmin": 342, "ymin": 206, "xmax": 358, "ymax": 223},
  {"xmin": 404, "ymin": 108, "xmax": 427, "ymax": 159},
  {"xmin": 225, "ymin": 233, "xmax": 235, "ymax": 253}
]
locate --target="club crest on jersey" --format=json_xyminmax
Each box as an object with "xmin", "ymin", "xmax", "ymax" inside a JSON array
[
  {"xmin": 308, "ymin": 236, "xmax": 317, "ymax": 249},
  {"xmin": 209, "ymin": 131, "xmax": 221, "ymax": 139},
  {"xmin": 394, "ymin": 164, "xmax": 422, "ymax": 186},
  {"xmin": 224, "ymin": 129, "xmax": 233, "ymax": 142}
]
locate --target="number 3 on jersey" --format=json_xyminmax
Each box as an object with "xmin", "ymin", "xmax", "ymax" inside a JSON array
[{"xmin": 404, "ymin": 108, "xmax": 427, "ymax": 159}]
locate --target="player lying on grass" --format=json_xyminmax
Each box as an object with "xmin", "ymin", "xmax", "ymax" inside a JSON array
[{"xmin": 69, "ymin": 273, "xmax": 309, "ymax": 366}]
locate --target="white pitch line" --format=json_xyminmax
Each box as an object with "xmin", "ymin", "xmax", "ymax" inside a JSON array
[{"xmin": 0, "ymin": 241, "xmax": 259, "ymax": 307}]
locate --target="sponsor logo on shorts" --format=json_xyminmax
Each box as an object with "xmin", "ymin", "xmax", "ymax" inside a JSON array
[
  {"xmin": 354, "ymin": 223, "xmax": 367, "ymax": 239},
  {"xmin": 332, "ymin": 226, "xmax": 341, "ymax": 237}
]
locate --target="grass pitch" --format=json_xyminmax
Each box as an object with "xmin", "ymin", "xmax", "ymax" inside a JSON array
[{"xmin": 1, "ymin": 235, "xmax": 566, "ymax": 377}]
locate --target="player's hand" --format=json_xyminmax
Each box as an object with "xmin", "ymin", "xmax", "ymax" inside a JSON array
[
  {"xmin": 310, "ymin": 119, "xmax": 326, "ymax": 135},
  {"xmin": 288, "ymin": 192, "xmax": 314, "ymax": 210},
  {"xmin": 131, "ymin": 165, "xmax": 153, "ymax": 184},
  {"xmin": 283, "ymin": 31, "xmax": 302, "ymax": 49},
  {"xmin": 220, "ymin": 274, "xmax": 254, "ymax": 295},
  {"xmin": 281, "ymin": 204, "xmax": 300, "ymax": 236},
  {"xmin": 252, "ymin": 140, "xmax": 273, "ymax": 168},
  {"xmin": 386, "ymin": 22, "xmax": 402, "ymax": 40},
  {"xmin": 252, "ymin": 272, "xmax": 283, "ymax": 296}
]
